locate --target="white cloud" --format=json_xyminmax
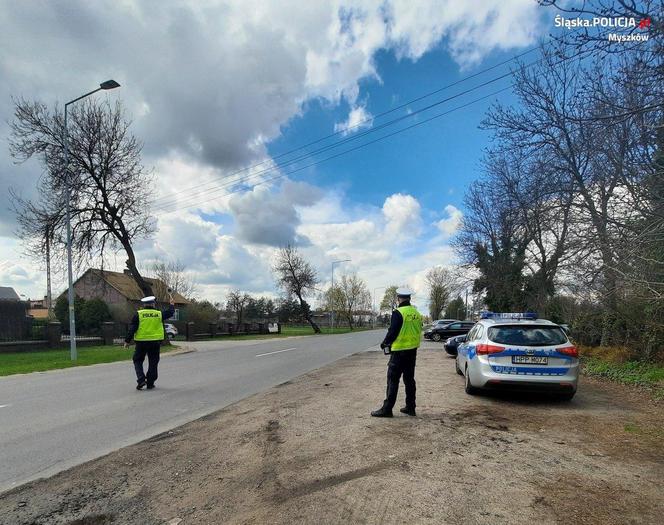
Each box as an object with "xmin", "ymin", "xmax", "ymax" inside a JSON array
[
  {"xmin": 382, "ymin": 193, "xmax": 423, "ymax": 239},
  {"xmin": 0, "ymin": 0, "xmax": 547, "ymax": 307},
  {"xmin": 334, "ymin": 104, "xmax": 373, "ymax": 136},
  {"xmin": 227, "ymin": 180, "xmax": 323, "ymax": 246},
  {"xmin": 436, "ymin": 204, "xmax": 463, "ymax": 238}
]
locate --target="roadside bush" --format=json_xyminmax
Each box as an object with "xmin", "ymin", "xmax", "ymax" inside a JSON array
[
  {"xmin": 578, "ymin": 345, "xmax": 635, "ymax": 364},
  {"xmin": 78, "ymin": 298, "xmax": 112, "ymax": 333},
  {"xmin": 54, "ymin": 295, "xmax": 111, "ymax": 334}
]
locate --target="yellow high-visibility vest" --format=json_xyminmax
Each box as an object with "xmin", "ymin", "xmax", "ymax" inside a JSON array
[
  {"xmin": 134, "ymin": 309, "xmax": 165, "ymax": 341},
  {"xmin": 391, "ymin": 305, "xmax": 422, "ymax": 351}
]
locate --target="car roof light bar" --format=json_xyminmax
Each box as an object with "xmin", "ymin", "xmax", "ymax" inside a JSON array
[{"xmin": 480, "ymin": 311, "xmax": 538, "ymax": 320}]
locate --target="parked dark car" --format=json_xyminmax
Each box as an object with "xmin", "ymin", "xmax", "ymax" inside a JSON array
[
  {"xmin": 443, "ymin": 334, "xmax": 466, "ymax": 356},
  {"xmin": 424, "ymin": 321, "xmax": 475, "ymax": 342},
  {"xmin": 423, "ymin": 319, "xmax": 458, "ymax": 334}
]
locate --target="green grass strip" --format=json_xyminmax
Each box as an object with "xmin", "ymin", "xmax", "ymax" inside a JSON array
[
  {"xmin": 0, "ymin": 345, "xmax": 174, "ymax": 376},
  {"xmin": 583, "ymin": 357, "xmax": 664, "ymax": 398}
]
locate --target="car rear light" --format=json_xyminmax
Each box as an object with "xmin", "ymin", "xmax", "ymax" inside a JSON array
[
  {"xmin": 558, "ymin": 345, "xmax": 578, "ymax": 358},
  {"xmin": 476, "ymin": 343, "xmax": 504, "ymax": 355}
]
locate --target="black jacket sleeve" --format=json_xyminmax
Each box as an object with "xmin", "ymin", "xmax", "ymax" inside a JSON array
[
  {"xmin": 382, "ymin": 309, "xmax": 403, "ymax": 347},
  {"xmin": 125, "ymin": 313, "xmax": 139, "ymax": 343},
  {"xmin": 161, "ymin": 304, "xmax": 175, "ymax": 320}
]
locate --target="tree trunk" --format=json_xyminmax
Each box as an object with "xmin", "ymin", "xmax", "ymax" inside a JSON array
[
  {"xmin": 295, "ymin": 293, "xmax": 320, "ymax": 333},
  {"xmin": 124, "ymin": 243, "xmax": 153, "ymax": 297}
]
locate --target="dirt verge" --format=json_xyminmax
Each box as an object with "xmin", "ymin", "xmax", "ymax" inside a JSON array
[{"xmin": 1, "ymin": 343, "xmax": 662, "ymax": 525}]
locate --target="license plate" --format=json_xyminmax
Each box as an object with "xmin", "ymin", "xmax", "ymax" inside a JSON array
[{"xmin": 512, "ymin": 355, "xmax": 548, "ymax": 365}]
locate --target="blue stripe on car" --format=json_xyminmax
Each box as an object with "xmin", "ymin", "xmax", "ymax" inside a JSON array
[{"xmin": 490, "ymin": 365, "xmax": 568, "ymax": 375}]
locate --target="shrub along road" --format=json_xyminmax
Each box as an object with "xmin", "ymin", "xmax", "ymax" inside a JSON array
[{"xmin": 1, "ymin": 341, "xmax": 662, "ymax": 524}]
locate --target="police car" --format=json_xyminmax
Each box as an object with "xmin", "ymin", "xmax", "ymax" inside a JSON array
[{"xmin": 456, "ymin": 312, "xmax": 578, "ymax": 400}]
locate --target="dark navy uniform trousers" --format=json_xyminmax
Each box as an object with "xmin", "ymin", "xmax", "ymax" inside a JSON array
[
  {"xmin": 133, "ymin": 341, "xmax": 161, "ymax": 386},
  {"xmin": 383, "ymin": 348, "xmax": 417, "ymax": 410}
]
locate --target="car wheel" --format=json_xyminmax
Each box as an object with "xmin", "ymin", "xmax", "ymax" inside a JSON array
[
  {"xmin": 455, "ymin": 358, "xmax": 463, "ymax": 375},
  {"xmin": 464, "ymin": 366, "xmax": 479, "ymax": 395},
  {"xmin": 432, "ymin": 333, "xmax": 442, "ymax": 342}
]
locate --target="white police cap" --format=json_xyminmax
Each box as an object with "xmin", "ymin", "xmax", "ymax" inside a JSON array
[
  {"xmin": 141, "ymin": 296, "xmax": 156, "ymax": 303},
  {"xmin": 396, "ymin": 287, "xmax": 413, "ymax": 296}
]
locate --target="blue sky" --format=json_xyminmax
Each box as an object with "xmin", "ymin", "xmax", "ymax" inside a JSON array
[
  {"xmin": 268, "ymin": 44, "xmax": 523, "ymax": 221},
  {"xmin": 0, "ymin": 0, "xmax": 568, "ymax": 311}
]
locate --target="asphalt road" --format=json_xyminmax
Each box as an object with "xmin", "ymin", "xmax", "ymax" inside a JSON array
[{"xmin": 0, "ymin": 330, "xmax": 382, "ymax": 494}]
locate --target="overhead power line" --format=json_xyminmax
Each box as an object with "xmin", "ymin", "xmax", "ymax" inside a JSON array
[
  {"xmin": 151, "ymin": 45, "xmax": 541, "ymax": 207},
  {"xmin": 160, "ymin": 85, "xmax": 514, "ymax": 214},
  {"xmin": 155, "ymin": 58, "xmax": 543, "ymax": 212}
]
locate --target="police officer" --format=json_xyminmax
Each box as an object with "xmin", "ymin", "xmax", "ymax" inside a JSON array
[
  {"xmin": 371, "ymin": 287, "xmax": 422, "ymax": 418},
  {"xmin": 124, "ymin": 295, "xmax": 175, "ymax": 390}
]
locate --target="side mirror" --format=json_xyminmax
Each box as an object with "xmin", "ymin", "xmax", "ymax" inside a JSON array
[{"xmin": 459, "ymin": 335, "xmax": 467, "ymax": 342}]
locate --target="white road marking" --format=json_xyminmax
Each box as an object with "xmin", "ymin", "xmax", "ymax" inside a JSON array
[
  {"xmin": 0, "ymin": 404, "xmax": 10, "ymax": 409},
  {"xmin": 255, "ymin": 347, "xmax": 298, "ymax": 358}
]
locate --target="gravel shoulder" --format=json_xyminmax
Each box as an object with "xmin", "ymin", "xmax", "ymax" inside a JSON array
[{"xmin": 1, "ymin": 342, "xmax": 662, "ymax": 525}]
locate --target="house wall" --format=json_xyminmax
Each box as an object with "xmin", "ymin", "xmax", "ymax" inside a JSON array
[{"xmin": 73, "ymin": 273, "xmax": 134, "ymax": 323}]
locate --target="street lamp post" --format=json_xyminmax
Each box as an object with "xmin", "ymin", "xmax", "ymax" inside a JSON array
[
  {"xmin": 64, "ymin": 80, "xmax": 120, "ymax": 360},
  {"xmin": 373, "ymin": 286, "xmax": 386, "ymax": 329},
  {"xmin": 330, "ymin": 259, "xmax": 351, "ymax": 332}
]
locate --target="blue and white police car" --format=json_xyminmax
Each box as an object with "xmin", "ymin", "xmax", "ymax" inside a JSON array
[{"xmin": 456, "ymin": 312, "xmax": 578, "ymax": 400}]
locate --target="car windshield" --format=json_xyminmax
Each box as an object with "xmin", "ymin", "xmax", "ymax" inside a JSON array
[{"xmin": 487, "ymin": 325, "xmax": 568, "ymax": 346}]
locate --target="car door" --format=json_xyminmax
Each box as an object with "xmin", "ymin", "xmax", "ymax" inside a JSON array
[
  {"xmin": 446, "ymin": 322, "xmax": 464, "ymax": 337},
  {"xmin": 457, "ymin": 325, "xmax": 476, "ymax": 369}
]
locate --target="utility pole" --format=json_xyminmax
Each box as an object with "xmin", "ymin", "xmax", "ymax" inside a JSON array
[
  {"xmin": 464, "ymin": 288, "xmax": 468, "ymax": 320},
  {"xmin": 45, "ymin": 224, "xmax": 52, "ymax": 315}
]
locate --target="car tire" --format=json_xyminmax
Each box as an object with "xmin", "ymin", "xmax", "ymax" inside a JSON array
[
  {"xmin": 455, "ymin": 358, "xmax": 463, "ymax": 375},
  {"xmin": 432, "ymin": 333, "xmax": 442, "ymax": 342},
  {"xmin": 464, "ymin": 366, "xmax": 479, "ymax": 395}
]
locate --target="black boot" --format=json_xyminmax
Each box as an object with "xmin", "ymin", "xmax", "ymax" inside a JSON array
[
  {"xmin": 136, "ymin": 379, "xmax": 146, "ymax": 390},
  {"xmin": 400, "ymin": 406, "xmax": 416, "ymax": 416},
  {"xmin": 371, "ymin": 407, "xmax": 393, "ymax": 418}
]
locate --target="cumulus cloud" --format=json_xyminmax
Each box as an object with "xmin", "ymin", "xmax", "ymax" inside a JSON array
[
  {"xmin": 227, "ymin": 180, "xmax": 323, "ymax": 246},
  {"xmin": 0, "ymin": 0, "xmax": 545, "ymax": 304},
  {"xmin": 334, "ymin": 104, "xmax": 373, "ymax": 136},
  {"xmin": 436, "ymin": 204, "xmax": 463, "ymax": 238},
  {"xmin": 382, "ymin": 193, "xmax": 422, "ymax": 239}
]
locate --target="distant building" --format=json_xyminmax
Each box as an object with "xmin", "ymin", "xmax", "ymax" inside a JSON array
[
  {"xmin": 64, "ymin": 269, "xmax": 190, "ymax": 322},
  {"xmin": 0, "ymin": 286, "xmax": 21, "ymax": 301}
]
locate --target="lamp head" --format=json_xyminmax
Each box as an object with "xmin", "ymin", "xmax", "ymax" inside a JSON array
[{"xmin": 100, "ymin": 80, "xmax": 120, "ymax": 90}]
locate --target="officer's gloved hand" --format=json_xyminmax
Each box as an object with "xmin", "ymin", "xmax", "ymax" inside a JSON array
[{"xmin": 380, "ymin": 342, "xmax": 387, "ymax": 350}]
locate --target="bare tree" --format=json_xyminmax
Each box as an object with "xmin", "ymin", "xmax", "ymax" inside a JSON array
[
  {"xmin": 426, "ymin": 267, "xmax": 457, "ymax": 319},
  {"xmin": 325, "ymin": 273, "xmax": 371, "ymax": 330},
  {"xmin": 226, "ymin": 290, "xmax": 251, "ymax": 325},
  {"xmin": 9, "ymin": 98, "xmax": 155, "ymax": 296},
  {"xmin": 272, "ymin": 245, "xmax": 321, "ymax": 333},
  {"xmin": 149, "ymin": 260, "xmax": 198, "ymax": 300}
]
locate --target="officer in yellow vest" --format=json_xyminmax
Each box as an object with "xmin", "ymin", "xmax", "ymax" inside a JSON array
[
  {"xmin": 124, "ymin": 295, "xmax": 175, "ymax": 390},
  {"xmin": 372, "ymin": 287, "xmax": 422, "ymax": 417}
]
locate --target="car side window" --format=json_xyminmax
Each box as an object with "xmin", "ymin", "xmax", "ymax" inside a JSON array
[
  {"xmin": 466, "ymin": 326, "xmax": 477, "ymax": 341},
  {"xmin": 449, "ymin": 323, "xmax": 462, "ymax": 329},
  {"xmin": 474, "ymin": 325, "xmax": 484, "ymax": 340}
]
